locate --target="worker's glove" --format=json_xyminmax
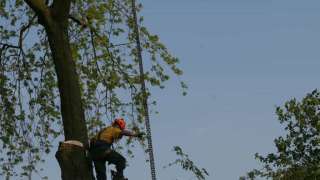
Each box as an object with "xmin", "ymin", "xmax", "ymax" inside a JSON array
[{"xmin": 136, "ymin": 132, "xmax": 145, "ymax": 139}]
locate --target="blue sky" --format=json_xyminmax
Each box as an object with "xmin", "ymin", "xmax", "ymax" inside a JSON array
[{"xmin": 39, "ymin": 0, "xmax": 320, "ymax": 179}]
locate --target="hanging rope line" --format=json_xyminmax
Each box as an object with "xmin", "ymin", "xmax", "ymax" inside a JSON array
[{"xmin": 130, "ymin": 0, "xmax": 157, "ymax": 180}]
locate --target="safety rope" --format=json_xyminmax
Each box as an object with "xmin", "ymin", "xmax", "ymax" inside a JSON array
[{"xmin": 130, "ymin": 0, "xmax": 157, "ymax": 180}]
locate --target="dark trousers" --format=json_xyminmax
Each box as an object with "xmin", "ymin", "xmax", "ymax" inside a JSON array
[{"xmin": 90, "ymin": 140, "xmax": 126, "ymax": 180}]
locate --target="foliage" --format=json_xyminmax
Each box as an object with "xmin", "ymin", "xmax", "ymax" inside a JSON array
[
  {"xmin": 0, "ymin": 0, "xmax": 186, "ymax": 178},
  {"xmin": 241, "ymin": 90, "xmax": 320, "ymax": 180},
  {"xmin": 164, "ymin": 146, "xmax": 209, "ymax": 180}
]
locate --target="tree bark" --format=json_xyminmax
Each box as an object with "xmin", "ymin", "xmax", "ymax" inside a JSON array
[
  {"xmin": 56, "ymin": 142, "xmax": 93, "ymax": 180},
  {"xmin": 44, "ymin": 8, "xmax": 88, "ymax": 145},
  {"xmin": 23, "ymin": 1, "xmax": 93, "ymax": 179},
  {"xmin": 44, "ymin": 10, "xmax": 94, "ymax": 180}
]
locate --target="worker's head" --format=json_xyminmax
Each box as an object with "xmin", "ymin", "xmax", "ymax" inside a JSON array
[{"xmin": 113, "ymin": 118, "xmax": 126, "ymax": 130}]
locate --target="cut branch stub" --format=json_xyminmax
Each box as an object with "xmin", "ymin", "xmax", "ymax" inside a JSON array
[{"xmin": 55, "ymin": 141, "xmax": 94, "ymax": 180}]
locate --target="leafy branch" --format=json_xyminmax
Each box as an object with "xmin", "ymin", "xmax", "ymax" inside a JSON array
[{"xmin": 164, "ymin": 146, "xmax": 209, "ymax": 180}]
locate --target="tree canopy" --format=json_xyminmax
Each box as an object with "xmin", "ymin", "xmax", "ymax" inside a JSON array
[{"xmin": 241, "ymin": 90, "xmax": 320, "ymax": 180}]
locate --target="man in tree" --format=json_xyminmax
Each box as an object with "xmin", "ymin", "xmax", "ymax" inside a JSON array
[
  {"xmin": 0, "ymin": 0, "xmax": 184, "ymax": 179},
  {"xmin": 90, "ymin": 118, "xmax": 143, "ymax": 180}
]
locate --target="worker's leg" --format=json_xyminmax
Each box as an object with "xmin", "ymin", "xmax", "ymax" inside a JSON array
[
  {"xmin": 90, "ymin": 141, "xmax": 111, "ymax": 180},
  {"xmin": 105, "ymin": 150, "xmax": 126, "ymax": 177},
  {"xmin": 93, "ymin": 160, "xmax": 107, "ymax": 180}
]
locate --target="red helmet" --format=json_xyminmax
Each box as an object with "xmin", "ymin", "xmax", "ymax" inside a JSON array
[{"xmin": 113, "ymin": 118, "xmax": 126, "ymax": 130}]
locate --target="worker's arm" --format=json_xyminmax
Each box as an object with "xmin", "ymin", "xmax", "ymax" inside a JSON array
[{"xmin": 121, "ymin": 130, "xmax": 144, "ymax": 138}]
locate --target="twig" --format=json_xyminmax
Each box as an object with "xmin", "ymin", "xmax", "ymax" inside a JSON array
[
  {"xmin": 69, "ymin": 15, "xmax": 87, "ymax": 28},
  {"xmin": 19, "ymin": 15, "xmax": 37, "ymax": 52},
  {"xmin": 0, "ymin": 43, "xmax": 20, "ymax": 49},
  {"xmin": 68, "ymin": 15, "xmax": 133, "ymax": 49}
]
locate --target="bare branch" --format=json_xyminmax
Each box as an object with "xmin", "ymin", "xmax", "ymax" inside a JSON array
[
  {"xmin": 0, "ymin": 43, "xmax": 20, "ymax": 49},
  {"xmin": 68, "ymin": 15, "xmax": 133, "ymax": 49},
  {"xmin": 69, "ymin": 15, "xmax": 87, "ymax": 28},
  {"xmin": 0, "ymin": 44, "xmax": 6, "ymax": 63},
  {"xmin": 69, "ymin": 14, "xmax": 136, "ymax": 93},
  {"xmin": 0, "ymin": 15, "xmax": 36, "ymax": 71},
  {"xmin": 114, "ymin": 1, "xmax": 131, "ymax": 19},
  {"xmin": 85, "ymin": 20, "xmax": 137, "ymax": 92},
  {"xmin": 19, "ymin": 15, "xmax": 37, "ymax": 53},
  {"xmin": 109, "ymin": 42, "xmax": 134, "ymax": 48}
]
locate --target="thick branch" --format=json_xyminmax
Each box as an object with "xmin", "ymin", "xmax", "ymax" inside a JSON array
[
  {"xmin": 51, "ymin": 0, "xmax": 71, "ymax": 20},
  {"xmin": 24, "ymin": 0, "xmax": 48, "ymax": 16}
]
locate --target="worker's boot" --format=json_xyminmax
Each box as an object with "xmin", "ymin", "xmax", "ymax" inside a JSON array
[{"xmin": 111, "ymin": 170, "xmax": 128, "ymax": 180}]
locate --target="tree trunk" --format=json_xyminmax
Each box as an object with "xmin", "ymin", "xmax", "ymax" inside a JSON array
[
  {"xmin": 55, "ymin": 142, "xmax": 93, "ymax": 180},
  {"xmin": 23, "ymin": 1, "xmax": 93, "ymax": 179},
  {"xmin": 41, "ymin": 7, "xmax": 93, "ymax": 180}
]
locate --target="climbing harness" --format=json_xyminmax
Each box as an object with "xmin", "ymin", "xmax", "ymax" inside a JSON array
[{"xmin": 130, "ymin": 0, "xmax": 157, "ymax": 180}]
